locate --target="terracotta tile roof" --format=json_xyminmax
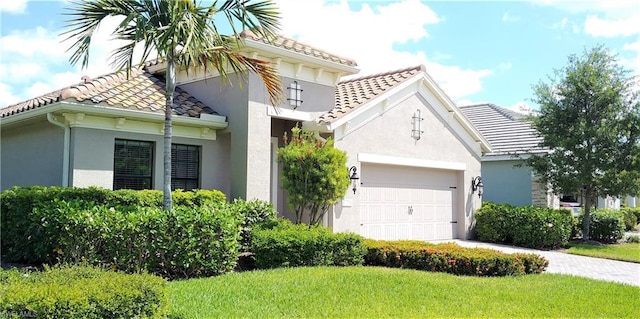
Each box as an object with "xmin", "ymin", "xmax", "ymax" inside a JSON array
[
  {"xmin": 318, "ymin": 65, "xmax": 425, "ymax": 123},
  {"xmin": 1, "ymin": 69, "xmax": 216, "ymax": 118},
  {"xmin": 239, "ymin": 30, "xmax": 357, "ymax": 67},
  {"xmin": 459, "ymin": 103, "xmax": 545, "ymax": 155}
]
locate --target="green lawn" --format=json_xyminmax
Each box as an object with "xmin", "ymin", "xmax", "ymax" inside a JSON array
[
  {"xmin": 566, "ymin": 243, "xmax": 640, "ymax": 263},
  {"xmin": 168, "ymin": 266, "xmax": 639, "ymax": 318}
]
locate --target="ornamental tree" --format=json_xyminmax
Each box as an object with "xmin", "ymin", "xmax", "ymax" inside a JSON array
[
  {"xmin": 527, "ymin": 45, "xmax": 640, "ymax": 240},
  {"xmin": 278, "ymin": 126, "xmax": 349, "ymax": 225}
]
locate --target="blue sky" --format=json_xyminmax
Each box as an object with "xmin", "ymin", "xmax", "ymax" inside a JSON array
[{"xmin": 1, "ymin": 0, "xmax": 639, "ymax": 112}]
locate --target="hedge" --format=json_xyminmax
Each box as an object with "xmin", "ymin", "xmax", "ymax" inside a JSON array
[
  {"xmin": 475, "ymin": 202, "xmax": 574, "ymax": 249},
  {"xmin": 0, "ymin": 186, "xmax": 239, "ymax": 279},
  {"xmin": 0, "ymin": 265, "xmax": 168, "ymax": 319},
  {"xmin": 1, "ymin": 186, "xmax": 226, "ymax": 264},
  {"xmin": 231, "ymin": 198, "xmax": 279, "ymax": 252},
  {"xmin": 620, "ymin": 207, "xmax": 639, "ymax": 231},
  {"xmin": 364, "ymin": 240, "xmax": 548, "ymax": 276},
  {"xmin": 581, "ymin": 209, "xmax": 625, "ymax": 243},
  {"xmin": 251, "ymin": 219, "xmax": 366, "ymax": 269}
]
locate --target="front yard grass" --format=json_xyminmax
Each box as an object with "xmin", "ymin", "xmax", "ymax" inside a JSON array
[
  {"xmin": 168, "ymin": 266, "xmax": 639, "ymax": 318},
  {"xmin": 566, "ymin": 243, "xmax": 640, "ymax": 263}
]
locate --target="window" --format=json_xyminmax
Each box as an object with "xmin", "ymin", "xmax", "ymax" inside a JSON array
[
  {"xmin": 172, "ymin": 144, "xmax": 200, "ymax": 190},
  {"xmin": 113, "ymin": 139, "xmax": 154, "ymax": 190}
]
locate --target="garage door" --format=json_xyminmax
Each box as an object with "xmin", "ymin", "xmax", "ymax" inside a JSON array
[{"xmin": 359, "ymin": 163, "xmax": 458, "ymax": 240}]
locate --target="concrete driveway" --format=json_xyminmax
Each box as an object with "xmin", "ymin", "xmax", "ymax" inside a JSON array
[{"xmin": 441, "ymin": 240, "xmax": 640, "ymax": 287}]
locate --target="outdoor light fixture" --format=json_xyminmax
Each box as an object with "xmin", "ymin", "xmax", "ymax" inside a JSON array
[
  {"xmin": 348, "ymin": 166, "xmax": 360, "ymax": 194},
  {"xmin": 411, "ymin": 109, "xmax": 424, "ymax": 141},
  {"xmin": 472, "ymin": 176, "xmax": 484, "ymax": 198},
  {"xmin": 287, "ymin": 81, "xmax": 303, "ymax": 109}
]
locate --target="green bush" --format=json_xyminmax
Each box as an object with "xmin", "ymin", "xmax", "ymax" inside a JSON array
[
  {"xmin": 251, "ymin": 219, "xmax": 366, "ymax": 269},
  {"xmin": 231, "ymin": 198, "xmax": 278, "ymax": 252},
  {"xmin": 626, "ymin": 234, "xmax": 640, "ymax": 243},
  {"xmin": 364, "ymin": 240, "xmax": 548, "ymax": 276},
  {"xmin": 55, "ymin": 204, "xmax": 240, "ymax": 279},
  {"xmin": 0, "ymin": 186, "xmax": 227, "ymax": 266},
  {"xmin": 0, "ymin": 265, "xmax": 168, "ymax": 319},
  {"xmin": 582, "ymin": 209, "xmax": 625, "ymax": 243},
  {"xmin": 475, "ymin": 202, "xmax": 573, "ymax": 249},
  {"xmin": 620, "ymin": 207, "xmax": 639, "ymax": 231}
]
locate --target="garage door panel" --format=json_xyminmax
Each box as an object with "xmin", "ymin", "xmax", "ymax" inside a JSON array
[{"xmin": 359, "ymin": 164, "xmax": 458, "ymax": 241}]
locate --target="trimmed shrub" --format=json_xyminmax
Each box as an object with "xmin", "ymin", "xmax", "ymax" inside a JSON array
[
  {"xmin": 54, "ymin": 204, "xmax": 240, "ymax": 279},
  {"xmin": 231, "ymin": 198, "xmax": 278, "ymax": 252},
  {"xmin": 626, "ymin": 234, "xmax": 640, "ymax": 243},
  {"xmin": 620, "ymin": 207, "xmax": 639, "ymax": 231},
  {"xmin": 0, "ymin": 265, "xmax": 168, "ymax": 319},
  {"xmin": 252, "ymin": 219, "xmax": 366, "ymax": 269},
  {"xmin": 0, "ymin": 186, "xmax": 227, "ymax": 266},
  {"xmin": 475, "ymin": 202, "xmax": 573, "ymax": 249},
  {"xmin": 582, "ymin": 209, "xmax": 625, "ymax": 243},
  {"xmin": 364, "ymin": 240, "xmax": 548, "ymax": 276}
]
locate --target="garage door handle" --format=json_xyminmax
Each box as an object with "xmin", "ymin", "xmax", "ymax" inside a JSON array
[
  {"xmin": 450, "ymin": 221, "xmax": 458, "ymax": 224},
  {"xmin": 408, "ymin": 206, "xmax": 413, "ymax": 215}
]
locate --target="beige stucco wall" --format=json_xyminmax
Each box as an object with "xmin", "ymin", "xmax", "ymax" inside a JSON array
[
  {"xmin": 1, "ymin": 119, "xmax": 65, "ymax": 190},
  {"xmin": 332, "ymin": 93, "xmax": 482, "ymax": 239},
  {"xmin": 69, "ymin": 127, "xmax": 230, "ymax": 193}
]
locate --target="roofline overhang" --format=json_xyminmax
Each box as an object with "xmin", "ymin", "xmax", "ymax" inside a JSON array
[
  {"xmin": 241, "ymin": 38, "xmax": 360, "ymax": 76},
  {"xmin": 482, "ymin": 150, "xmax": 550, "ymax": 161},
  {"xmin": 0, "ymin": 101, "xmax": 228, "ymax": 130}
]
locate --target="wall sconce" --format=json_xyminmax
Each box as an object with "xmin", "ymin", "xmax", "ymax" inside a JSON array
[
  {"xmin": 348, "ymin": 166, "xmax": 360, "ymax": 194},
  {"xmin": 472, "ymin": 176, "xmax": 484, "ymax": 198},
  {"xmin": 411, "ymin": 109, "xmax": 424, "ymax": 140},
  {"xmin": 287, "ymin": 81, "xmax": 303, "ymax": 109}
]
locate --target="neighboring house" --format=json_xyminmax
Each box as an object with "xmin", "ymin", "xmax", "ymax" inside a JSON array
[
  {"xmin": 0, "ymin": 31, "xmax": 491, "ymax": 240},
  {"xmin": 459, "ymin": 103, "xmax": 552, "ymax": 208},
  {"xmin": 460, "ymin": 103, "xmax": 635, "ymax": 209}
]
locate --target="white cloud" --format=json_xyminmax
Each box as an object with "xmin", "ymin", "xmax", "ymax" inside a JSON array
[
  {"xmin": 505, "ymin": 101, "xmax": 537, "ymax": 114},
  {"xmin": 0, "ymin": 0, "xmax": 28, "ymax": 14},
  {"xmin": 584, "ymin": 14, "xmax": 640, "ymax": 37},
  {"xmin": 622, "ymin": 40, "xmax": 640, "ymax": 74},
  {"xmin": 0, "ymin": 83, "xmax": 21, "ymax": 107},
  {"xmin": 277, "ymin": 0, "xmax": 492, "ymax": 100},
  {"xmin": 1, "ymin": 14, "xmax": 152, "ymax": 107},
  {"xmin": 502, "ymin": 12, "xmax": 520, "ymax": 23}
]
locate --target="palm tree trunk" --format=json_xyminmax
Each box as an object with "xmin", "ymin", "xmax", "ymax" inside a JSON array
[{"xmin": 163, "ymin": 55, "xmax": 176, "ymax": 211}]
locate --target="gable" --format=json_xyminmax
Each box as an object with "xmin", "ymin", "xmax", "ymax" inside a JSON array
[{"xmin": 314, "ymin": 65, "xmax": 491, "ymax": 157}]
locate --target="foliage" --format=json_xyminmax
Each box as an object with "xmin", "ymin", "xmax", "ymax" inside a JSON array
[
  {"xmin": 621, "ymin": 207, "xmax": 640, "ymax": 230},
  {"xmin": 278, "ymin": 125, "xmax": 350, "ymax": 225},
  {"xmin": 567, "ymin": 243, "xmax": 640, "ymax": 263},
  {"xmin": 475, "ymin": 202, "xmax": 574, "ymax": 249},
  {"xmin": 62, "ymin": 0, "xmax": 282, "ymax": 210},
  {"xmin": 526, "ymin": 45, "xmax": 640, "ymax": 240},
  {"xmin": 580, "ymin": 209, "xmax": 625, "ymax": 243},
  {"xmin": 363, "ymin": 240, "xmax": 548, "ymax": 276},
  {"xmin": 168, "ymin": 267, "xmax": 639, "ymax": 319},
  {"xmin": 0, "ymin": 265, "xmax": 168, "ymax": 319},
  {"xmin": 626, "ymin": 235, "xmax": 640, "ymax": 244},
  {"xmin": 251, "ymin": 219, "xmax": 366, "ymax": 268},
  {"xmin": 0, "ymin": 186, "xmax": 226, "ymax": 265},
  {"xmin": 230, "ymin": 198, "xmax": 278, "ymax": 252}
]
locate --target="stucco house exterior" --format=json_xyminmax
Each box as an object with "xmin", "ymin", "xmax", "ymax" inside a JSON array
[
  {"xmin": 460, "ymin": 103, "xmax": 635, "ymax": 209},
  {"xmin": 1, "ymin": 32, "xmax": 491, "ymax": 240},
  {"xmin": 459, "ymin": 103, "xmax": 553, "ymax": 208}
]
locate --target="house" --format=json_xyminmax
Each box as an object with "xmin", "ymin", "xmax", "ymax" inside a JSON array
[
  {"xmin": 0, "ymin": 32, "xmax": 491, "ymax": 240},
  {"xmin": 460, "ymin": 103, "xmax": 635, "ymax": 209},
  {"xmin": 459, "ymin": 103, "xmax": 554, "ymax": 208}
]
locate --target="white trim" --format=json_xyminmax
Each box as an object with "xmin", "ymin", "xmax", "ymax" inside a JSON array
[
  {"xmin": 358, "ymin": 153, "xmax": 467, "ymax": 171},
  {"xmin": 482, "ymin": 151, "xmax": 549, "ymax": 162},
  {"xmin": 270, "ymin": 137, "xmax": 279, "ymax": 210},
  {"xmin": 266, "ymin": 106, "xmax": 323, "ymax": 122}
]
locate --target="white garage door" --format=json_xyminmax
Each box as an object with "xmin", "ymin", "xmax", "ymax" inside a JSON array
[{"xmin": 359, "ymin": 164, "xmax": 458, "ymax": 240}]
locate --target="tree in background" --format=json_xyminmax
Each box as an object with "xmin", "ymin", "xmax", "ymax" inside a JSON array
[
  {"xmin": 63, "ymin": 0, "xmax": 282, "ymax": 210},
  {"xmin": 527, "ymin": 45, "xmax": 640, "ymax": 240},
  {"xmin": 278, "ymin": 126, "xmax": 349, "ymax": 225}
]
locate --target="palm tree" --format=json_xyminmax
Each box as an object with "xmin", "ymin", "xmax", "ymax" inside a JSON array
[{"xmin": 63, "ymin": 0, "xmax": 283, "ymax": 210}]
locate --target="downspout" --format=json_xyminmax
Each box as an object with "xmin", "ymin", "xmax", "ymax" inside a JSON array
[{"xmin": 46, "ymin": 113, "xmax": 70, "ymax": 187}]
